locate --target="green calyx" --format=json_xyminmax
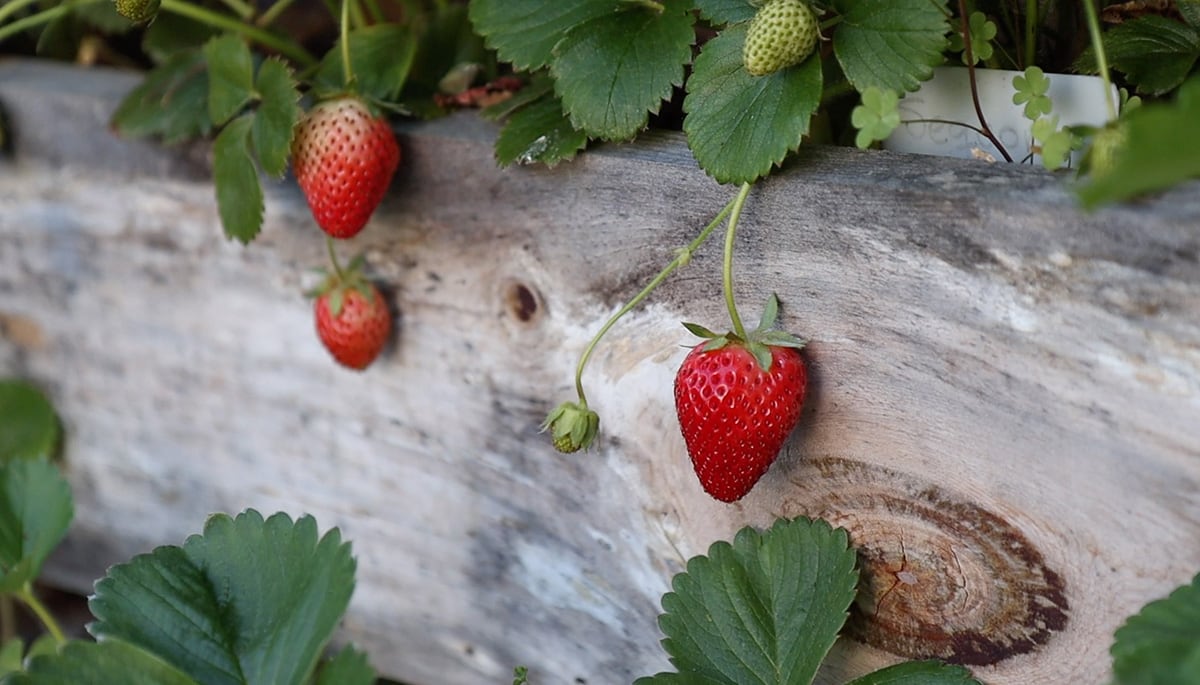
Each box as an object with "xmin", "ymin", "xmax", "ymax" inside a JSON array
[
  {"xmin": 682, "ymin": 293, "xmax": 806, "ymax": 372},
  {"xmin": 307, "ymin": 253, "xmax": 376, "ymax": 317},
  {"xmin": 541, "ymin": 401, "xmax": 600, "ymax": 454}
]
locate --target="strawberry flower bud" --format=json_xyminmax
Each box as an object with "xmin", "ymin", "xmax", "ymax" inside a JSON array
[{"xmin": 541, "ymin": 401, "xmax": 600, "ymax": 453}]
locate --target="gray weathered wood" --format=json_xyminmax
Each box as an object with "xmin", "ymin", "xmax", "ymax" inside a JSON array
[{"xmin": 2, "ymin": 59, "xmax": 1199, "ymax": 685}]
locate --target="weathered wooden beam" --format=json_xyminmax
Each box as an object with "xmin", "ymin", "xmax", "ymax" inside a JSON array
[{"xmin": 2, "ymin": 59, "xmax": 1198, "ymax": 685}]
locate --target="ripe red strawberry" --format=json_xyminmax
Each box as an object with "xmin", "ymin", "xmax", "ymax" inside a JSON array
[
  {"xmin": 292, "ymin": 96, "xmax": 401, "ymax": 239},
  {"xmin": 674, "ymin": 296, "xmax": 808, "ymax": 502},
  {"xmin": 311, "ymin": 262, "xmax": 392, "ymax": 370}
]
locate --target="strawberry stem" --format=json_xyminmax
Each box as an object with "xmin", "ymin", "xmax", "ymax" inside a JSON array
[
  {"xmin": 15, "ymin": 584, "xmax": 65, "ymax": 646},
  {"xmin": 326, "ymin": 236, "xmax": 347, "ymax": 282},
  {"xmin": 339, "ymin": 0, "xmax": 355, "ymax": 88},
  {"xmin": 157, "ymin": 0, "xmax": 317, "ymax": 68},
  {"xmin": 570, "ymin": 194, "xmax": 739, "ymax": 407},
  {"xmin": 1080, "ymin": 0, "xmax": 1117, "ymax": 122},
  {"xmin": 721, "ymin": 182, "xmax": 754, "ymax": 341}
]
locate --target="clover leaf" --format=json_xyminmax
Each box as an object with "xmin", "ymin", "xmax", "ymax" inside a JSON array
[
  {"xmin": 1031, "ymin": 115, "xmax": 1080, "ymax": 170},
  {"xmin": 1013, "ymin": 66, "xmax": 1053, "ymax": 120},
  {"xmin": 851, "ymin": 86, "xmax": 901, "ymax": 149},
  {"xmin": 948, "ymin": 11, "xmax": 996, "ymax": 65}
]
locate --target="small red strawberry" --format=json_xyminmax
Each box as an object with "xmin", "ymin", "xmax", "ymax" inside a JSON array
[
  {"xmin": 674, "ymin": 295, "xmax": 808, "ymax": 502},
  {"xmin": 311, "ymin": 257, "xmax": 392, "ymax": 370},
  {"xmin": 292, "ymin": 96, "xmax": 401, "ymax": 239}
]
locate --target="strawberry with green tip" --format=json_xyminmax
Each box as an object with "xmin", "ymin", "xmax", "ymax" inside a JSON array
[
  {"xmin": 743, "ymin": 0, "xmax": 820, "ymax": 77},
  {"xmin": 311, "ymin": 257, "xmax": 392, "ymax": 370},
  {"xmin": 292, "ymin": 96, "xmax": 401, "ymax": 239},
  {"xmin": 674, "ymin": 295, "xmax": 808, "ymax": 502}
]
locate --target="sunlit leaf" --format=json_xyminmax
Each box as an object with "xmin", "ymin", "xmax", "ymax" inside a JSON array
[
  {"xmin": 0, "ymin": 380, "xmax": 59, "ymax": 462},
  {"xmin": 831, "ymin": 0, "xmax": 949, "ymax": 93},
  {"xmin": 468, "ymin": 0, "xmax": 615, "ymax": 71},
  {"xmin": 635, "ymin": 517, "xmax": 858, "ymax": 684},
  {"xmin": 684, "ymin": 23, "xmax": 822, "ymax": 184},
  {"xmin": 552, "ymin": 0, "xmax": 694, "ymax": 140},
  {"xmin": 0, "ymin": 459, "xmax": 73, "ymax": 593},
  {"xmin": 89, "ymin": 510, "xmax": 356, "ymax": 685},
  {"xmin": 212, "ymin": 116, "xmax": 264, "ymax": 243}
]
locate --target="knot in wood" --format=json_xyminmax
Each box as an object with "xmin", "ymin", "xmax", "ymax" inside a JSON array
[
  {"xmin": 779, "ymin": 457, "xmax": 1069, "ymax": 666},
  {"xmin": 502, "ymin": 279, "xmax": 542, "ymax": 325}
]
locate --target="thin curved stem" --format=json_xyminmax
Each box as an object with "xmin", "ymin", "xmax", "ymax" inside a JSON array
[
  {"xmin": 255, "ymin": 0, "xmax": 300, "ymax": 27},
  {"xmin": 572, "ymin": 197, "xmax": 738, "ymax": 406},
  {"xmin": 15, "ymin": 585, "xmax": 65, "ymax": 646},
  {"xmin": 901, "ymin": 117, "xmax": 990, "ymax": 138},
  {"xmin": 0, "ymin": 596, "xmax": 15, "ymax": 644},
  {"xmin": 1081, "ymin": 0, "xmax": 1118, "ymax": 121},
  {"xmin": 957, "ymin": 0, "xmax": 1014, "ymax": 162},
  {"xmin": 339, "ymin": 0, "xmax": 355, "ymax": 87},
  {"xmin": 216, "ymin": 0, "xmax": 256, "ymax": 22},
  {"xmin": 326, "ymin": 236, "xmax": 346, "ymax": 281},
  {"xmin": 0, "ymin": 3, "xmax": 73, "ymax": 44},
  {"xmin": 0, "ymin": 0, "xmax": 43, "ymax": 26},
  {"xmin": 159, "ymin": 0, "xmax": 317, "ymax": 67},
  {"xmin": 721, "ymin": 182, "xmax": 754, "ymax": 341}
]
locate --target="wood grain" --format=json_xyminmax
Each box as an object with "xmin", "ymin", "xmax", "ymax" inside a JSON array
[{"xmin": 2, "ymin": 60, "xmax": 1199, "ymax": 685}]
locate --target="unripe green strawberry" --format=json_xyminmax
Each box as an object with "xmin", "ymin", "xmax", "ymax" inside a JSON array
[
  {"xmin": 1085, "ymin": 124, "xmax": 1126, "ymax": 177},
  {"xmin": 113, "ymin": 0, "xmax": 160, "ymax": 24},
  {"xmin": 743, "ymin": 0, "xmax": 819, "ymax": 77}
]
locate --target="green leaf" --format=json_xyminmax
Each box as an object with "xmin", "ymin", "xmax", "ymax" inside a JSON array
[
  {"xmin": 251, "ymin": 58, "xmax": 300, "ymax": 178},
  {"xmin": 0, "ymin": 459, "xmax": 73, "ymax": 593},
  {"xmin": 756, "ymin": 293, "xmax": 779, "ymax": 331},
  {"xmin": 1076, "ymin": 16, "xmax": 1200, "ymax": 96},
  {"xmin": 4, "ymin": 639, "xmax": 199, "ymax": 685},
  {"xmin": 682, "ymin": 322, "xmax": 720, "ymax": 339},
  {"xmin": 0, "ymin": 380, "xmax": 59, "ymax": 462},
  {"xmin": 481, "ymin": 73, "xmax": 554, "ymax": 120},
  {"xmin": 493, "ymin": 92, "xmax": 588, "ymax": 167},
  {"xmin": 639, "ymin": 517, "xmax": 859, "ymax": 684},
  {"xmin": 110, "ymin": 50, "xmax": 212, "ymax": 145},
  {"xmin": 312, "ymin": 24, "xmax": 418, "ymax": 102},
  {"xmin": 692, "ymin": 0, "xmax": 756, "ymax": 26},
  {"xmin": 468, "ymin": 0, "xmax": 616, "ymax": 72},
  {"xmin": 312, "ymin": 646, "xmax": 375, "ymax": 685},
  {"xmin": 1111, "ymin": 572, "xmax": 1200, "ymax": 685},
  {"xmin": 89, "ymin": 510, "xmax": 356, "ymax": 685},
  {"xmin": 0, "ymin": 639, "xmax": 23, "ymax": 677},
  {"xmin": 684, "ymin": 23, "xmax": 823, "ymax": 184},
  {"xmin": 845, "ymin": 660, "xmax": 983, "ymax": 684},
  {"xmin": 831, "ymin": 0, "xmax": 949, "ymax": 93},
  {"xmin": 212, "ymin": 116, "xmax": 264, "ymax": 244},
  {"xmin": 203, "ymin": 35, "xmax": 255, "ymax": 126},
  {"xmin": 1077, "ymin": 76, "xmax": 1200, "ymax": 208},
  {"xmin": 142, "ymin": 12, "xmax": 220, "ymax": 61},
  {"xmin": 551, "ymin": 0, "xmax": 694, "ymax": 141},
  {"xmin": 1181, "ymin": 0, "xmax": 1200, "ymax": 29}
]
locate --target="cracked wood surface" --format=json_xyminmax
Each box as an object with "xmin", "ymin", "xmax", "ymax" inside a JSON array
[{"xmin": 2, "ymin": 59, "xmax": 1199, "ymax": 685}]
